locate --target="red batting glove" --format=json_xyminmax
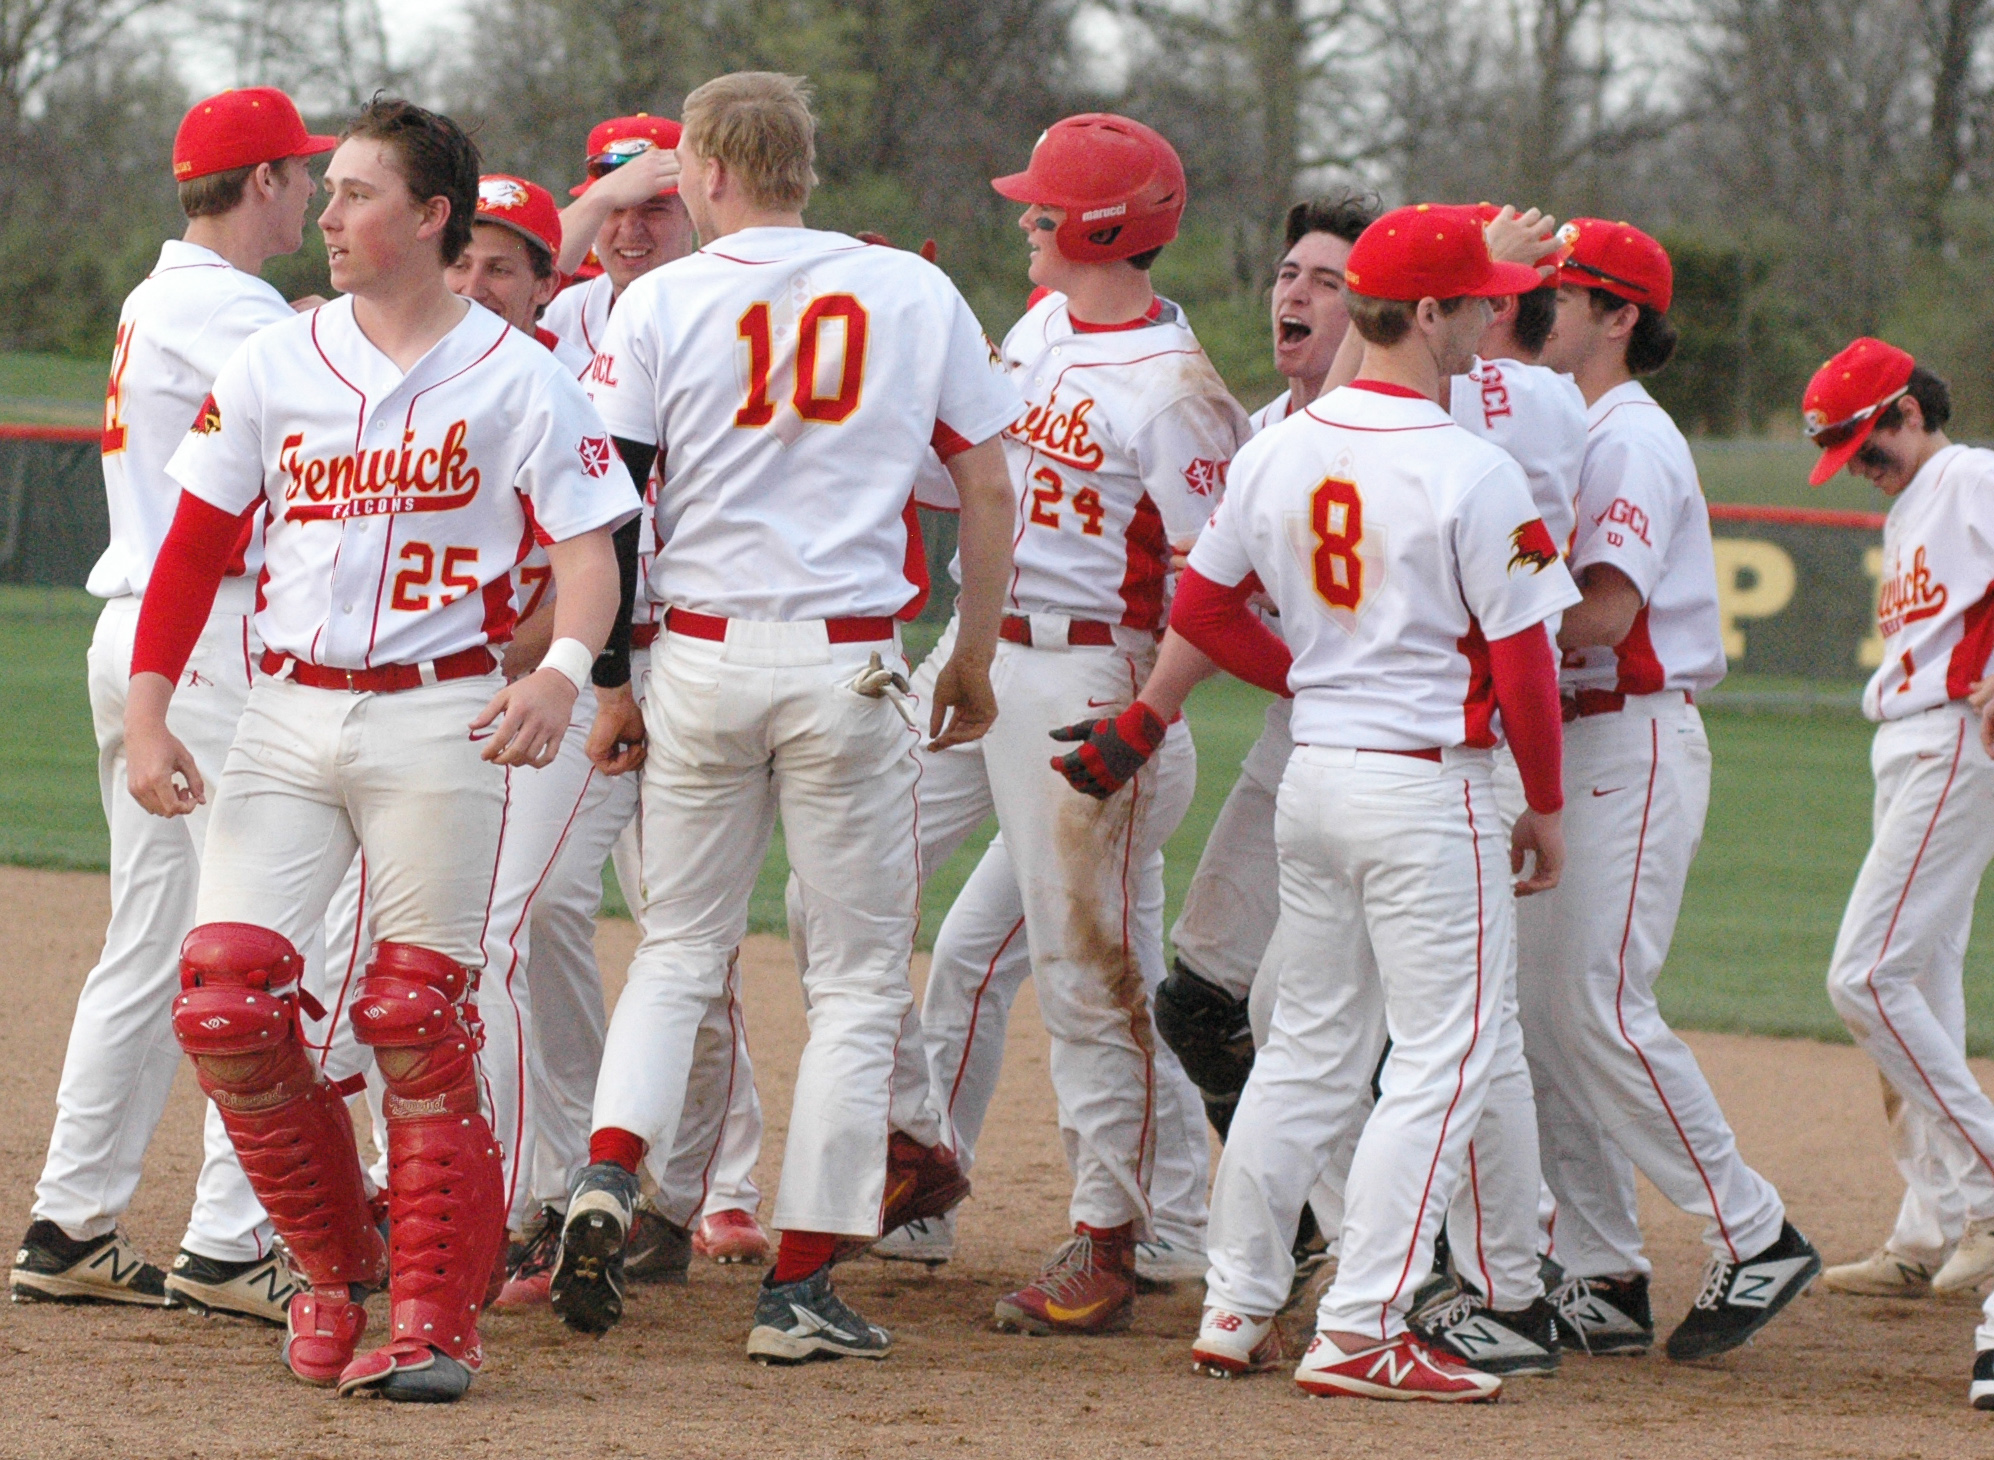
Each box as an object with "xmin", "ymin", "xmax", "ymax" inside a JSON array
[{"xmin": 1048, "ymin": 702, "xmax": 1166, "ymax": 800}]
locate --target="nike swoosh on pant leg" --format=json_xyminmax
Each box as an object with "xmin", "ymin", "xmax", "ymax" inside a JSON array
[{"xmin": 1591, "ymin": 786, "xmax": 1626, "ymax": 797}]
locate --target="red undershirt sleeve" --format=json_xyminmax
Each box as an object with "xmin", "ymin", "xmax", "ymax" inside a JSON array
[
  {"xmin": 1168, "ymin": 567, "xmax": 1293, "ymax": 698},
  {"xmin": 132, "ymin": 491, "xmax": 250, "ymax": 683},
  {"xmin": 1488, "ymin": 625, "xmax": 1564, "ymax": 813}
]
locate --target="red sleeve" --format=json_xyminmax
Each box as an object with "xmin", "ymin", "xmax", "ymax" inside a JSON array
[
  {"xmin": 1488, "ymin": 626, "xmax": 1564, "ymax": 812},
  {"xmin": 1168, "ymin": 567, "xmax": 1293, "ymax": 697},
  {"xmin": 132, "ymin": 491, "xmax": 249, "ymax": 682}
]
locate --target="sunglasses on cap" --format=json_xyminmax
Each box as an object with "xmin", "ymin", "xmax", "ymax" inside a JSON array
[
  {"xmin": 1805, "ymin": 386, "xmax": 1909, "ymax": 450},
  {"xmin": 585, "ymin": 138, "xmax": 656, "ymax": 180}
]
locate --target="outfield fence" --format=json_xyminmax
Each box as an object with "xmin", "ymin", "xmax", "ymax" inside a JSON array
[{"xmin": 0, "ymin": 427, "xmax": 1892, "ymax": 682}]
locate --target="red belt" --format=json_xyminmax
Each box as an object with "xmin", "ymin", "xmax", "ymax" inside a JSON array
[
  {"xmin": 999, "ymin": 614, "xmax": 1117, "ymax": 648},
  {"xmin": 664, "ymin": 607, "xmax": 895, "ymax": 643},
  {"xmin": 262, "ymin": 645, "xmax": 495, "ymax": 693},
  {"xmin": 1298, "ymin": 744, "xmax": 1445, "ymax": 762},
  {"xmin": 631, "ymin": 623, "xmax": 659, "ymax": 649},
  {"xmin": 1562, "ymin": 688, "xmax": 1693, "ymax": 722}
]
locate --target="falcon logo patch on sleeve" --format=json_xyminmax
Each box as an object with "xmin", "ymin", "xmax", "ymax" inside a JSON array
[
  {"xmin": 1183, "ymin": 458, "xmax": 1227, "ymax": 497},
  {"xmin": 192, "ymin": 393, "xmax": 222, "ymax": 435},
  {"xmin": 1507, "ymin": 518, "xmax": 1558, "ymax": 574}
]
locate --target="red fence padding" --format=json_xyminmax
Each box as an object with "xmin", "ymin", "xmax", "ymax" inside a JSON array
[
  {"xmin": 0, "ymin": 424, "xmax": 97, "ymax": 443},
  {"xmin": 1708, "ymin": 501, "xmax": 1886, "ymax": 530}
]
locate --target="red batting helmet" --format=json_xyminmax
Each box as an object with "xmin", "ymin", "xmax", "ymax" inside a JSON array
[{"xmin": 991, "ymin": 114, "xmax": 1185, "ymax": 264}]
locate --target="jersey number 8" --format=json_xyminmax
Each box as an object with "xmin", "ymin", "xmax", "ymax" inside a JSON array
[
  {"xmin": 735, "ymin": 295, "xmax": 869, "ymax": 428},
  {"xmin": 1310, "ymin": 476, "xmax": 1364, "ymax": 611}
]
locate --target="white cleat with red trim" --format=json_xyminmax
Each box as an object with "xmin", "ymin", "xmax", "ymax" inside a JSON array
[
  {"xmin": 1292, "ymin": 1330, "xmax": 1503, "ymax": 1403},
  {"xmin": 1192, "ymin": 1306, "xmax": 1288, "ymax": 1377}
]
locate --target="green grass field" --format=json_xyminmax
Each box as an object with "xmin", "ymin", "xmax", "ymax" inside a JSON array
[{"xmin": 9, "ymin": 585, "xmax": 1992, "ymax": 1051}]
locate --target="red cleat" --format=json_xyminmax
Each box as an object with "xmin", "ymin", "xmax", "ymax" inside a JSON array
[
  {"xmin": 1292, "ymin": 1331, "xmax": 1502, "ymax": 1403},
  {"xmin": 993, "ymin": 1223, "xmax": 1136, "ymax": 1335},
  {"xmin": 283, "ymin": 1284, "xmax": 369, "ymax": 1386},
  {"xmin": 693, "ymin": 1208, "xmax": 770, "ymax": 1265}
]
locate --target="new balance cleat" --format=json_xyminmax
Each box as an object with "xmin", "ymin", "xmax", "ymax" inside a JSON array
[
  {"xmin": 164, "ymin": 1248, "xmax": 299, "ymax": 1324},
  {"xmin": 1415, "ymin": 1291, "xmax": 1561, "ymax": 1376},
  {"xmin": 1665, "ymin": 1221, "xmax": 1820, "ymax": 1362},
  {"xmin": 1550, "ymin": 1271, "xmax": 1654, "ymax": 1355},
  {"xmin": 10, "ymin": 1221, "xmax": 167, "ymax": 1307},
  {"xmin": 549, "ymin": 1162, "xmax": 639, "ymax": 1336},
  {"xmin": 1407, "ymin": 1268, "xmax": 1463, "ymax": 1327},
  {"xmin": 1192, "ymin": 1306, "xmax": 1289, "ymax": 1377},
  {"xmin": 624, "ymin": 1196, "xmax": 692, "ymax": 1285},
  {"xmin": 746, "ymin": 1267, "xmax": 891, "ymax": 1363},
  {"xmin": 1821, "ymin": 1246, "xmax": 1935, "ymax": 1299},
  {"xmin": 1934, "ymin": 1219, "xmax": 1994, "ymax": 1296},
  {"xmin": 1135, "ymin": 1235, "xmax": 1208, "ymax": 1290},
  {"xmin": 694, "ymin": 1207, "xmax": 771, "ymax": 1265},
  {"xmin": 873, "ymin": 1212, "xmax": 955, "ymax": 1265},
  {"xmin": 1293, "ymin": 1331, "xmax": 1502, "ymax": 1402},
  {"xmin": 994, "ymin": 1224, "xmax": 1136, "ymax": 1335},
  {"xmin": 1972, "ymin": 1349, "xmax": 1994, "ymax": 1410}
]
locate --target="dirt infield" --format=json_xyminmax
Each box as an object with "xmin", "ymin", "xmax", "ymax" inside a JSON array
[{"xmin": 1, "ymin": 865, "xmax": 1989, "ymax": 1457}]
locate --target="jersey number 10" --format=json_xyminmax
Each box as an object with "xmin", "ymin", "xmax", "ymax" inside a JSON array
[{"xmin": 735, "ymin": 295, "xmax": 869, "ymax": 428}]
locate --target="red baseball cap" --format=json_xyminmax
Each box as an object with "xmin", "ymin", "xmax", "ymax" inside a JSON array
[
  {"xmin": 1802, "ymin": 337, "xmax": 1916, "ymax": 486},
  {"xmin": 173, "ymin": 87, "xmax": 336, "ymax": 182},
  {"xmin": 1343, "ymin": 204, "xmax": 1543, "ymax": 302},
  {"xmin": 1554, "ymin": 218, "xmax": 1672, "ymax": 313},
  {"xmin": 569, "ymin": 113, "xmax": 682, "ymax": 197},
  {"xmin": 474, "ymin": 175, "xmax": 562, "ymax": 262}
]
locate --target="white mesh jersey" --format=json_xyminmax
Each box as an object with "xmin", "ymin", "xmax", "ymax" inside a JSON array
[
  {"xmin": 1187, "ymin": 383, "xmax": 1579, "ymax": 750},
  {"xmin": 90, "ymin": 239, "xmax": 295, "ymax": 612},
  {"xmin": 999, "ymin": 293, "xmax": 1250, "ymax": 629},
  {"xmin": 590, "ymin": 227, "xmax": 1019, "ymax": 622},
  {"xmin": 1452, "ymin": 357, "xmax": 1587, "ymax": 552},
  {"xmin": 1559, "ymin": 380, "xmax": 1726, "ymax": 697},
  {"xmin": 165, "ymin": 296, "xmax": 639, "ymax": 669},
  {"xmin": 542, "ymin": 273, "xmax": 616, "ymax": 392},
  {"xmin": 1862, "ymin": 444, "xmax": 1994, "ymax": 720}
]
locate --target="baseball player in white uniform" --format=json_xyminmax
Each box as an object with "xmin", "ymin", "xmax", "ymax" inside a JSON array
[
  {"xmin": 1152, "ymin": 204, "xmax": 1575, "ymax": 1401},
  {"xmin": 127, "ymin": 99, "xmax": 638, "ymax": 1403},
  {"xmin": 854, "ymin": 117, "xmax": 1250, "ymax": 1304},
  {"xmin": 1791, "ymin": 342, "xmax": 1994, "ymax": 1409},
  {"xmin": 551, "ymin": 72, "xmax": 1019, "ymax": 1364},
  {"xmin": 1517, "ymin": 220, "xmax": 1817, "ymax": 1362},
  {"xmin": 9, "ymin": 88, "xmax": 335, "ymax": 1323}
]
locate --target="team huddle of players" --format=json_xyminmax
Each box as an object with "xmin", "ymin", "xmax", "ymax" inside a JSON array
[{"xmin": 12, "ymin": 68, "xmax": 1994, "ymax": 1412}]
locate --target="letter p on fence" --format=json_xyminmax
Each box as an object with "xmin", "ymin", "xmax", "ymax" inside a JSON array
[{"xmin": 1712, "ymin": 539, "xmax": 1796, "ymax": 661}]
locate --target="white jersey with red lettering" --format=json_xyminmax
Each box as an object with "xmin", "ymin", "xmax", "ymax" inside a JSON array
[
  {"xmin": 541, "ymin": 274, "xmax": 615, "ymax": 378},
  {"xmin": 1559, "ymin": 380, "xmax": 1726, "ymax": 697},
  {"xmin": 1862, "ymin": 443, "xmax": 1994, "ymax": 719},
  {"xmin": 1188, "ymin": 383, "xmax": 1579, "ymax": 750},
  {"xmin": 536, "ymin": 323, "xmax": 593, "ymax": 380},
  {"xmin": 1249, "ymin": 389, "xmax": 1298, "ymax": 436},
  {"xmin": 89, "ymin": 239, "xmax": 294, "ymax": 609},
  {"xmin": 1452, "ymin": 356, "xmax": 1587, "ymax": 552},
  {"xmin": 1000, "ymin": 292, "xmax": 1249, "ymax": 629},
  {"xmin": 165, "ymin": 295, "xmax": 639, "ymax": 669},
  {"xmin": 590, "ymin": 227, "xmax": 1018, "ymax": 621}
]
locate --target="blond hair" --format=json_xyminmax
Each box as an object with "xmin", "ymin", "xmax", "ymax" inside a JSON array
[{"xmin": 681, "ymin": 72, "xmax": 817, "ymax": 211}]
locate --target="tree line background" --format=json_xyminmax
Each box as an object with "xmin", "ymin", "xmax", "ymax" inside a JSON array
[{"xmin": 4, "ymin": 0, "xmax": 1994, "ymax": 432}]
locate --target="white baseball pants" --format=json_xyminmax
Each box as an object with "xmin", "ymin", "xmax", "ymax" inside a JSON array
[
  {"xmin": 1207, "ymin": 746, "xmax": 1511, "ymax": 1336},
  {"xmin": 1520, "ymin": 696, "xmax": 1785, "ymax": 1279},
  {"xmin": 35, "ymin": 595, "xmax": 269, "ymax": 1259},
  {"xmin": 1828, "ymin": 707, "xmax": 1994, "ymax": 1256},
  {"xmin": 593, "ymin": 622, "xmax": 921, "ymax": 1236}
]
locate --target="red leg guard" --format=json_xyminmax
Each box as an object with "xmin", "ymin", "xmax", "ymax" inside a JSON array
[
  {"xmin": 172, "ymin": 923, "xmax": 385, "ymax": 1292},
  {"xmin": 351, "ymin": 943, "xmax": 506, "ymax": 1366}
]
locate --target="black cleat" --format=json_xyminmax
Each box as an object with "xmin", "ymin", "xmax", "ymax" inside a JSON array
[
  {"xmin": 1665, "ymin": 1221, "xmax": 1820, "ymax": 1362},
  {"xmin": 164, "ymin": 1248, "xmax": 299, "ymax": 1324},
  {"xmin": 1550, "ymin": 1271, "xmax": 1654, "ymax": 1356},
  {"xmin": 624, "ymin": 1196, "xmax": 692, "ymax": 1285},
  {"xmin": 10, "ymin": 1220, "xmax": 168, "ymax": 1307},
  {"xmin": 1971, "ymin": 1349, "xmax": 1994, "ymax": 1411},
  {"xmin": 550, "ymin": 1163, "xmax": 639, "ymax": 1336},
  {"xmin": 1416, "ymin": 1290, "xmax": 1562, "ymax": 1375},
  {"xmin": 746, "ymin": 1266, "xmax": 891, "ymax": 1364}
]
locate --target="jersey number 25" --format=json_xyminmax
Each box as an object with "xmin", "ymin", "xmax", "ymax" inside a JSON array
[{"xmin": 735, "ymin": 295, "xmax": 868, "ymax": 428}]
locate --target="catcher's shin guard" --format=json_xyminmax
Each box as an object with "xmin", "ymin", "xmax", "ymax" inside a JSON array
[
  {"xmin": 349, "ymin": 943, "xmax": 506, "ymax": 1371},
  {"xmin": 172, "ymin": 923, "xmax": 385, "ymax": 1291}
]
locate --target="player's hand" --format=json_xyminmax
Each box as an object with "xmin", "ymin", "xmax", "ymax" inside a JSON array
[
  {"xmin": 1049, "ymin": 702, "xmax": 1165, "ymax": 799},
  {"xmin": 586, "ymin": 682, "xmax": 647, "ymax": 775},
  {"xmin": 125, "ymin": 720, "xmax": 206, "ymax": 818},
  {"xmin": 1168, "ymin": 534, "xmax": 1196, "ymax": 573},
  {"xmin": 1510, "ymin": 807, "xmax": 1565, "ymax": 895},
  {"xmin": 1483, "ymin": 205, "xmax": 1560, "ymax": 277},
  {"xmin": 856, "ymin": 231, "xmax": 939, "ymax": 263},
  {"xmin": 588, "ymin": 147, "xmax": 681, "ymax": 208},
  {"xmin": 471, "ymin": 669, "xmax": 578, "ymax": 768},
  {"xmin": 928, "ymin": 650, "xmax": 998, "ymax": 751}
]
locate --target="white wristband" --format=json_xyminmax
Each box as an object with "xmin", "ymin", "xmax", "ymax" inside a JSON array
[{"xmin": 539, "ymin": 637, "xmax": 595, "ymax": 694}]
